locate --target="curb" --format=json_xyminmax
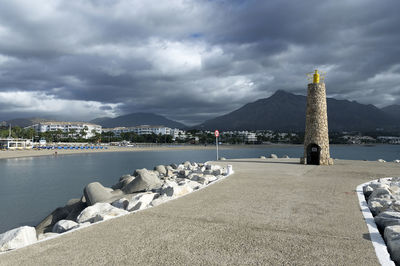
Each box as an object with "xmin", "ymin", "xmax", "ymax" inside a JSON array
[{"xmin": 356, "ymin": 178, "xmax": 395, "ymax": 266}]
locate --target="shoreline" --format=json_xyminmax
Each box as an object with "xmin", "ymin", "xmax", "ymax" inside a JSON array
[
  {"xmin": 0, "ymin": 144, "xmax": 301, "ymax": 160},
  {"xmin": 0, "ymin": 143, "xmax": 396, "ymax": 161}
]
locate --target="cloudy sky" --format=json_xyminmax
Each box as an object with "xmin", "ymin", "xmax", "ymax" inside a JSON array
[{"xmin": 0, "ymin": 0, "xmax": 399, "ymax": 125}]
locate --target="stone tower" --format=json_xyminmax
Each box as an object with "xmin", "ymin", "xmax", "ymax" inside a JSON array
[{"xmin": 302, "ymin": 70, "xmax": 333, "ymax": 165}]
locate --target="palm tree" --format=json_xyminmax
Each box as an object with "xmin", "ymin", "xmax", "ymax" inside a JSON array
[
  {"xmin": 80, "ymin": 129, "xmax": 87, "ymax": 139},
  {"xmin": 69, "ymin": 128, "xmax": 77, "ymax": 138}
]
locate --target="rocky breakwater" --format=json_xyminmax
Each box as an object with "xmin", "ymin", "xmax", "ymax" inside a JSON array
[
  {"xmin": 363, "ymin": 177, "xmax": 400, "ymax": 264},
  {"xmin": 0, "ymin": 161, "xmax": 233, "ymax": 253}
]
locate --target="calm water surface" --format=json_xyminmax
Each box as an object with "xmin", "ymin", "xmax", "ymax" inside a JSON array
[{"xmin": 0, "ymin": 145, "xmax": 399, "ymax": 233}]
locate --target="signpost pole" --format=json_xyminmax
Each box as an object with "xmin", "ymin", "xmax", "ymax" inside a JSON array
[
  {"xmin": 216, "ymin": 135, "xmax": 219, "ymax": 160},
  {"xmin": 214, "ymin": 130, "xmax": 220, "ymax": 161}
]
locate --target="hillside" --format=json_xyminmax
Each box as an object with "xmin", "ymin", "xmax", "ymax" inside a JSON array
[
  {"xmin": 90, "ymin": 112, "xmax": 186, "ymax": 129},
  {"xmin": 197, "ymin": 90, "xmax": 398, "ymax": 132},
  {"xmin": 5, "ymin": 118, "xmax": 55, "ymax": 127},
  {"xmin": 382, "ymin": 104, "xmax": 400, "ymax": 119}
]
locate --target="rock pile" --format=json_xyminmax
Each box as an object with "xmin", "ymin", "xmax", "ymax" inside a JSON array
[
  {"xmin": 0, "ymin": 161, "xmax": 232, "ymax": 252},
  {"xmin": 376, "ymin": 159, "xmax": 400, "ymax": 163},
  {"xmin": 260, "ymin": 154, "xmax": 289, "ymax": 159},
  {"xmin": 364, "ymin": 177, "xmax": 400, "ymax": 264}
]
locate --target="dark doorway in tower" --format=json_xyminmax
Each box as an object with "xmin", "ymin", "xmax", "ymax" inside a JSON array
[{"xmin": 307, "ymin": 143, "xmax": 321, "ymax": 165}]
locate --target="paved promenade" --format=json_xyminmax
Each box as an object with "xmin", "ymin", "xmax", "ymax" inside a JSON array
[{"xmin": 1, "ymin": 158, "xmax": 399, "ymax": 265}]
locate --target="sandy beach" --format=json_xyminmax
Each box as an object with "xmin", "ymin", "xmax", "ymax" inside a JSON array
[
  {"xmin": 0, "ymin": 144, "xmax": 299, "ymax": 160},
  {"xmin": 0, "ymin": 146, "xmax": 208, "ymax": 160}
]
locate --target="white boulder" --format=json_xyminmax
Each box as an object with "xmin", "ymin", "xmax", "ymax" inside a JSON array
[
  {"xmin": 0, "ymin": 226, "xmax": 37, "ymax": 252},
  {"xmin": 210, "ymin": 165, "xmax": 221, "ymax": 171},
  {"xmin": 150, "ymin": 195, "xmax": 171, "ymax": 207},
  {"xmin": 368, "ymin": 187, "xmax": 392, "ymax": 202},
  {"xmin": 160, "ymin": 180, "xmax": 179, "ymax": 197},
  {"xmin": 179, "ymin": 170, "xmax": 190, "ymax": 178},
  {"xmin": 385, "ymin": 225, "xmax": 400, "ymax": 264},
  {"xmin": 112, "ymin": 175, "xmax": 135, "ymax": 190},
  {"xmin": 368, "ymin": 198, "xmax": 392, "ymax": 216},
  {"xmin": 390, "ymin": 185, "xmax": 400, "ymax": 195},
  {"xmin": 127, "ymin": 193, "xmax": 157, "ymax": 212},
  {"xmin": 173, "ymin": 184, "xmax": 193, "ymax": 197},
  {"xmin": 374, "ymin": 211, "xmax": 400, "ymax": 230},
  {"xmin": 379, "ymin": 178, "xmax": 391, "ymax": 185},
  {"xmin": 270, "ymin": 154, "xmax": 278, "ymax": 159},
  {"xmin": 111, "ymin": 197, "xmax": 129, "ymax": 210},
  {"xmin": 183, "ymin": 161, "xmax": 194, "ymax": 170},
  {"xmin": 191, "ymin": 175, "xmax": 208, "ymax": 185},
  {"xmin": 160, "ymin": 180, "xmax": 193, "ymax": 197},
  {"xmin": 154, "ymin": 165, "xmax": 167, "ymax": 176},
  {"xmin": 178, "ymin": 180, "xmax": 203, "ymax": 190},
  {"xmin": 212, "ymin": 168, "xmax": 226, "ymax": 176},
  {"xmin": 77, "ymin": 203, "xmax": 128, "ymax": 223},
  {"xmin": 52, "ymin": 220, "xmax": 78, "ymax": 233},
  {"xmin": 124, "ymin": 169, "xmax": 163, "ymax": 193},
  {"xmin": 83, "ymin": 182, "xmax": 124, "ymax": 206},
  {"xmin": 394, "ymin": 160, "xmax": 400, "ymax": 163},
  {"xmin": 363, "ymin": 185, "xmax": 375, "ymax": 198},
  {"xmin": 392, "ymin": 201, "xmax": 400, "ymax": 212},
  {"xmin": 204, "ymin": 175, "xmax": 218, "ymax": 183},
  {"xmin": 378, "ymin": 159, "xmax": 386, "ymax": 162}
]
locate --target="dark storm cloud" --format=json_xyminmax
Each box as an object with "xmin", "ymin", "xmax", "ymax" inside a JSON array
[{"xmin": 0, "ymin": 0, "xmax": 399, "ymax": 125}]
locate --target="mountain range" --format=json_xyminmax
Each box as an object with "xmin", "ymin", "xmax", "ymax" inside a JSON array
[
  {"xmin": 2, "ymin": 113, "xmax": 186, "ymax": 129},
  {"xmin": 381, "ymin": 104, "xmax": 400, "ymax": 119},
  {"xmin": 3, "ymin": 118, "xmax": 54, "ymax": 128},
  {"xmin": 89, "ymin": 113, "xmax": 186, "ymax": 129},
  {"xmin": 2, "ymin": 91, "xmax": 399, "ymax": 132},
  {"xmin": 197, "ymin": 90, "xmax": 399, "ymax": 132}
]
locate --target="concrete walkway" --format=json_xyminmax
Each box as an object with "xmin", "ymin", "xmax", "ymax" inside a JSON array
[{"xmin": 1, "ymin": 158, "xmax": 399, "ymax": 265}]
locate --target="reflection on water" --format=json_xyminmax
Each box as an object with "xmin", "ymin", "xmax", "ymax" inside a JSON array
[{"xmin": 0, "ymin": 145, "xmax": 399, "ymax": 233}]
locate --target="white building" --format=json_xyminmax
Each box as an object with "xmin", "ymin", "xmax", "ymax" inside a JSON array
[
  {"xmin": 245, "ymin": 132, "xmax": 257, "ymax": 143},
  {"xmin": 136, "ymin": 125, "xmax": 171, "ymax": 135},
  {"xmin": 30, "ymin": 122, "xmax": 102, "ymax": 139},
  {"xmin": 0, "ymin": 138, "xmax": 33, "ymax": 150},
  {"xmin": 377, "ymin": 136, "xmax": 400, "ymax": 144},
  {"xmin": 170, "ymin": 128, "xmax": 186, "ymax": 140},
  {"xmin": 103, "ymin": 125, "xmax": 176, "ymax": 137}
]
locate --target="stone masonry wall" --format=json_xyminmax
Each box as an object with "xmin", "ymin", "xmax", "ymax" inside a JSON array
[{"xmin": 303, "ymin": 82, "xmax": 333, "ymax": 165}]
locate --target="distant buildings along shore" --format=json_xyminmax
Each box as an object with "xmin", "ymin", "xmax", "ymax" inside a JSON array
[
  {"xmin": 102, "ymin": 126, "xmax": 186, "ymax": 141},
  {"xmin": 28, "ymin": 122, "xmax": 102, "ymax": 139},
  {"xmin": 26, "ymin": 122, "xmax": 187, "ymax": 141}
]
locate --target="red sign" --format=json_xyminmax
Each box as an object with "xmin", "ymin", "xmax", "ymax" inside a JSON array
[{"xmin": 214, "ymin": 130, "xmax": 220, "ymax": 137}]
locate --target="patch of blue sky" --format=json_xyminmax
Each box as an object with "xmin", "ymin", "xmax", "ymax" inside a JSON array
[{"xmin": 189, "ymin": 33, "xmax": 204, "ymax": 39}]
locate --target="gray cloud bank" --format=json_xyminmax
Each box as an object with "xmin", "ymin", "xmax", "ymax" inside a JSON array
[{"xmin": 0, "ymin": 0, "xmax": 399, "ymax": 125}]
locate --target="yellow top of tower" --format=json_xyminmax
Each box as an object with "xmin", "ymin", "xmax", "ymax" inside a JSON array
[
  {"xmin": 307, "ymin": 69, "xmax": 325, "ymax": 84},
  {"xmin": 313, "ymin": 70, "xmax": 319, "ymax": 83}
]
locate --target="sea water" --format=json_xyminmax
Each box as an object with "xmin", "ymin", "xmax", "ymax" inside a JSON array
[{"xmin": 0, "ymin": 145, "xmax": 399, "ymax": 233}]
